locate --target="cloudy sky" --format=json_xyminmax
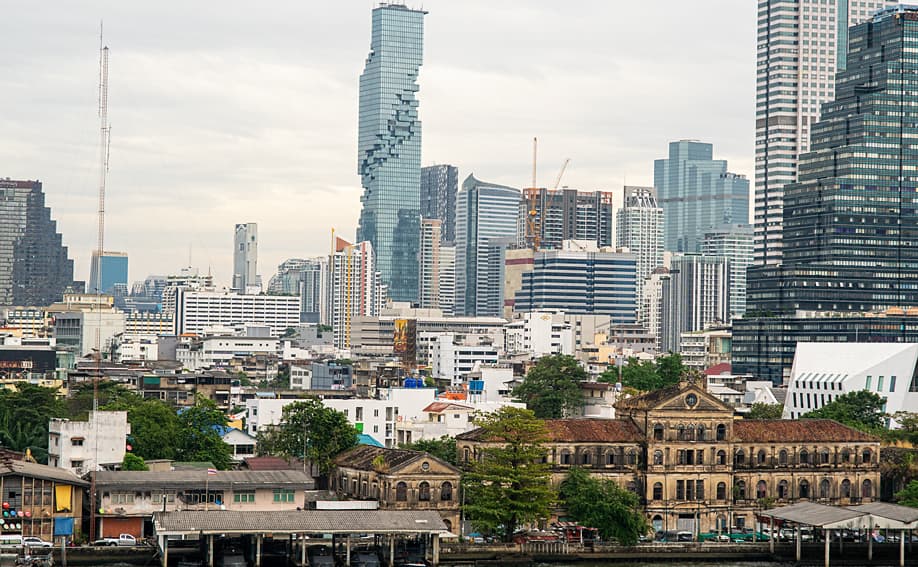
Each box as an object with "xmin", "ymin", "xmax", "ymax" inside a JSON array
[{"xmin": 3, "ymin": 1, "xmax": 755, "ymax": 288}]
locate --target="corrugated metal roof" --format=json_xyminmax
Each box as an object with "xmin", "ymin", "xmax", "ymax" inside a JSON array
[
  {"xmin": 0, "ymin": 460, "xmax": 88, "ymax": 486},
  {"xmin": 849, "ymin": 502, "xmax": 918, "ymax": 527},
  {"xmin": 95, "ymin": 469, "xmax": 314, "ymax": 490},
  {"xmin": 154, "ymin": 510, "xmax": 447, "ymax": 535},
  {"xmin": 761, "ymin": 502, "xmax": 867, "ymax": 528}
]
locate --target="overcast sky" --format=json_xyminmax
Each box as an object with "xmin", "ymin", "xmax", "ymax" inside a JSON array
[{"xmin": 2, "ymin": 1, "xmax": 755, "ymax": 288}]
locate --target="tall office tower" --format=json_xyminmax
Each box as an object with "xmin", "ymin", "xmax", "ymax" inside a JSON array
[
  {"xmin": 456, "ymin": 175, "xmax": 521, "ymax": 316},
  {"xmin": 420, "ymin": 165, "xmax": 459, "ymax": 244},
  {"xmin": 438, "ymin": 245, "xmax": 456, "ymax": 316},
  {"xmin": 356, "ymin": 4, "xmax": 426, "ymax": 304},
  {"xmin": 88, "ymin": 251, "xmax": 128, "ymax": 294},
  {"xmin": 654, "ymin": 141, "xmax": 749, "ymax": 254},
  {"xmin": 615, "ymin": 186, "xmax": 664, "ymax": 316},
  {"xmin": 0, "ymin": 179, "xmax": 75, "ymax": 307},
  {"xmin": 233, "ymin": 223, "xmax": 258, "ymax": 293},
  {"xmin": 300, "ymin": 258, "xmax": 326, "ymax": 324},
  {"xmin": 418, "ymin": 219, "xmax": 442, "ymax": 309},
  {"xmin": 659, "ymin": 254, "xmax": 730, "ymax": 353},
  {"xmin": 755, "ymin": 0, "xmax": 894, "ymax": 266},
  {"xmin": 514, "ymin": 241, "xmax": 637, "ymax": 324},
  {"xmin": 522, "ymin": 188, "xmax": 614, "ymax": 250},
  {"xmin": 701, "ymin": 225, "xmax": 753, "ymax": 319},
  {"xmin": 324, "ymin": 237, "xmax": 386, "ymax": 349}
]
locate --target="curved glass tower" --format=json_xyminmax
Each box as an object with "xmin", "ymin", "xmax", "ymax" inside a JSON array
[{"xmin": 356, "ymin": 4, "xmax": 426, "ymax": 303}]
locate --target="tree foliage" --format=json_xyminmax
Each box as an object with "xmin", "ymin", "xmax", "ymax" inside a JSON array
[
  {"xmin": 462, "ymin": 407, "xmax": 555, "ymax": 541},
  {"xmin": 896, "ymin": 479, "xmax": 918, "ymax": 508},
  {"xmin": 175, "ymin": 397, "xmax": 234, "ymax": 470},
  {"xmin": 68, "ymin": 381, "xmax": 141, "ymax": 419},
  {"xmin": 106, "ymin": 398, "xmax": 182, "ymax": 461},
  {"xmin": 255, "ymin": 398, "xmax": 357, "ymax": 475},
  {"xmin": 121, "ymin": 453, "xmax": 148, "ymax": 471},
  {"xmin": 400, "ymin": 436, "xmax": 458, "ymax": 466},
  {"xmin": 802, "ymin": 390, "xmax": 887, "ymax": 432},
  {"xmin": 747, "ymin": 403, "xmax": 784, "ymax": 420},
  {"xmin": 513, "ymin": 354, "xmax": 585, "ymax": 418},
  {"xmin": 0, "ymin": 385, "xmax": 65, "ymax": 462},
  {"xmin": 601, "ymin": 354, "xmax": 687, "ymax": 392},
  {"xmin": 560, "ymin": 467, "xmax": 648, "ymax": 545}
]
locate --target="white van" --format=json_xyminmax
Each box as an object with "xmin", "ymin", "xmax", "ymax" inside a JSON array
[{"xmin": 0, "ymin": 534, "xmax": 23, "ymax": 550}]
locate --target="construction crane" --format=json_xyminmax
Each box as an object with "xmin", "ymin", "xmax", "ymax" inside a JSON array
[{"xmin": 526, "ymin": 137, "xmax": 571, "ymax": 250}]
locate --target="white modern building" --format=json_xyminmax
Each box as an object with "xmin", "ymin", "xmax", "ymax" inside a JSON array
[
  {"xmin": 755, "ymin": 0, "xmax": 894, "ymax": 265},
  {"xmin": 49, "ymin": 294, "xmax": 126, "ymax": 358},
  {"xmin": 429, "ymin": 333, "xmax": 500, "ymax": 386},
  {"xmin": 116, "ymin": 335, "xmax": 159, "ymax": 363},
  {"xmin": 233, "ymin": 222, "xmax": 259, "ymax": 293},
  {"xmin": 48, "ymin": 411, "xmax": 130, "ymax": 475},
  {"xmin": 324, "ymin": 238, "xmax": 386, "ymax": 349},
  {"xmin": 173, "ymin": 288, "xmax": 300, "ymax": 337},
  {"xmin": 504, "ymin": 311, "xmax": 573, "ymax": 357},
  {"xmin": 438, "ymin": 245, "xmax": 456, "ymax": 316},
  {"xmin": 659, "ymin": 254, "xmax": 730, "ymax": 354},
  {"xmin": 176, "ymin": 335, "xmax": 279, "ymax": 371},
  {"xmin": 701, "ymin": 225, "xmax": 753, "ymax": 318},
  {"xmin": 615, "ymin": 186, "xmax": 663, "ymax": 317},
  {"xmin": 783, "ymin": 342, "xmax": 918, "ymax": 425}
]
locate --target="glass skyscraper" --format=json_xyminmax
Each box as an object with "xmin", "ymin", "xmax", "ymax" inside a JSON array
[
  {"xmin": 421, "ymin": 164, "xmax": 458, "ymax": 244},
  {"xmin": 654, "ymin": 140, "xmax": 749, "ymax": 254},
  {"xmin": 88, "ymin": 251, "xmax": 128, "ymax": 295},
  {"xmin": 356, "ymin": 4, "xmax": 426, "ymax": 303}
]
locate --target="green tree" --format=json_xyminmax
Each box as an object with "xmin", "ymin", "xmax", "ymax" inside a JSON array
[
  {"xmin": 109, "ymin": 399, "xmax": 182, "ymax": 461},
  {"xmin": 463, "ymin": 407, "xmax": 555, "ymax": 541},
  {"xmin": 400, "ymin": 436, "xmax": 458, "ymax": 466},
  {"xmin": 175, "ymin": 397, "xmax": 233, "ymax": 470},
  {"xmin": 601, "ymin": 353, "xmax": 687, "ymax": 392},
  {"xmin": 747, "ymin": 403, "xmax": 784, "ymax": 420},
  {"xmin": 255, "ymin": 398, "xmax": 357, "ymax": 476},
  {"xmin": 68, "ymin": 381, "xmax": 141, "ymax": 418},
  {"xmin": 513, "ymin": 354, "xmax": 585, "ymax": 418},
  {"xmin": 802, "ymin": 390, "xmax": 887, "ymax": 432},
  {"xmin": 121, "ymin": 453, "xmax": 149, "ymax": 471},
  {"xmin": 560, "ymin": 467, "xmax": 648, "ymax": 545},
  {"xmin": 895, "ymin": 479, "xmax": 918, "ymax": 507},
  {"xmin": 0, "ymin": 385, "xmax": 66, "ymax": 462}
]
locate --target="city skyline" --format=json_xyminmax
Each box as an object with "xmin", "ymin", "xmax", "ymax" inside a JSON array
[{"xmin": 3, "ymin": 1, "xmax": 754, "ymax": 286}]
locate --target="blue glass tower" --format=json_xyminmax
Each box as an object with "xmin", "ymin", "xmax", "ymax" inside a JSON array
[{"xmin": 356, "ymin": 4, "xmax": 426, "ymax": 303}]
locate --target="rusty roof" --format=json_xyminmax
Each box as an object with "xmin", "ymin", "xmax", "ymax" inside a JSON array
[
  {"xmin": 733, "ymin": 419, "xmax": 879, "ymax": 443},
  {"xmin": 456, "ymin": 418, "xmax": 642, "ymax": 444},
  {"xmin": 333, "ymin": 445, "xmax": 459, "ymax": 473},
  {"xmin": 423, "ymin": 402, "xmax": 473, "ymax": 413},
  {"xmin": 241, "ymin": 456, "xmax": 302, "ymax": 471}
]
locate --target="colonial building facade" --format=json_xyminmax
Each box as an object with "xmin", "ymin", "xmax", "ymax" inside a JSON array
[
  {"xmin": 457, "ymin": 382, "xmax": 880, "ymax": 535},
  {"xmin": 332, "ymin": 446, "xmax": 461, "ymax": 533}
]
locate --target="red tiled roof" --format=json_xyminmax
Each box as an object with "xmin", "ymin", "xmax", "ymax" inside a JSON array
[
  {"xmin": 241, "ymin": 456, "xmax": 302, "ymax": 471},
  {"xmin": 423, "ymin": 402, "xmax": 473, "ymax": 413},
  {"xmin": 456, "ymin": 418, "xmax": 642, "ymax": 444},
  {"xmin": 733, "ymin": 419, "xmax": 879, "ymax": 443},
  {"xmin": 704, "ymin": 362, "xmax": 732, "ymax": 376}
]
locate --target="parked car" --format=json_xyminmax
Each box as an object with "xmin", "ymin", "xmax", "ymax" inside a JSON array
[
  {"xmin": 22, "ymin": 538, "xmax": 52, "ymax": 548},
  {"xmin": 92, "ymin": 534, "xmax": 136, "ymax": 546}
]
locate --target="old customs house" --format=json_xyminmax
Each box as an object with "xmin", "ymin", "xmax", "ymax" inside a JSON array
[{"xmin": 456, "ymin": 382, "xmax": 880, "ymax": 535}]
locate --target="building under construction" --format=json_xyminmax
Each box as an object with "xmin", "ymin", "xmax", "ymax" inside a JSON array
[{"xmin": 522, "ymin": 187, "xmax": 615, "ymax": 250}]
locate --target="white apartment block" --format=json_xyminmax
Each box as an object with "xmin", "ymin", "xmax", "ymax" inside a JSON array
[
  {"xmin": 504, "ymin": 311, "xmax": 573, "ymax": 357},
  {"xmin": 755, "ymin": 0, "xmax": 894, "ymax": 265},
  {"xmin": 48, "ymin": 411, "xmax": 130, "ymax": 475},
  {"xmin": 438, "ymin": 245, "xmax": 456, "ymax": 316},
  {"xmin": 418, "ymin": 219, "xmax": 442, "ymax": 310},
  {"xmin": 324, "ymin": 239, "xmax": 385, "ymax": 349},
  {"xmin": 117, "ymin": 336, "xmax": 159, "ymax": 363},
  {"xmin": 173, "ymin": 288, "xmax": 300, "ymax": 337},
  {"xmin": 124, "ymin": 311, "xmax": 174, "ymax": 338},
  {"xmin": 429, "ymin": 333, "xmax": 499, "ymax": 386},
  {"xmin": 176, "ymin": 335, "xmax": 279, "ymax": 371},
  {"xmin": 615, "ymin": 186, "xmax": 663, "ymax": 316},
  {"xmin": 784, "ymin": 343, "xmax": 918, "ymax": 425}
]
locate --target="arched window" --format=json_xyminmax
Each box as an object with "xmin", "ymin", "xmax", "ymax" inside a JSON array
[
  {"xmin": 778, "ymin": 480, "xmax": 789, "ymax": 500},
  {"xmin": 653, "ymin": 450, "xmax": 663, "ymax": 465},
  {"xmin": 862, "ymin": 479, "xmax": 873, "ymax": 499},
  {"xmin": 443, "ymin": 519, "xmax": 452, "ymax": 532},
  {"xmin": 583, "ymin": 452, "xmax": 592, "ymax": 465},
  {"xmin": 779, "ymin": 450, "xmax": 788, "ymax": 466},
  {"xmin": 862, "ymin": 449, "xmax": 872, "ymax": 464},
  {"xmin": 440, "ymin": 482, "xmax": 453, "ymax": 502},
  {"xmin": 464, "ymin": 448, "xmax": 471, "ymax": 463},
  {"xmin": 418, "ymin": 482, "xmax": 431, "ymax": 502},
  {"xmin": 561, "ymin": 451, "xmax": 572, "ymax": 465},
  {"xmin": 606, "ymin": 452, "xmax": 616, "ymax": 466},
  {"xmin": 756, "ymin": 480, "xmax": 767, "ymax": 499},
  {"xmin": 717, "ymin": 450, "xmax": 727, "ymax": 465},
  {"xmin": 735, "ymin": 480, "xmax": 747, "ymax": 500},
  {"xmin": 697, "ymin": 425, "xmax": 706, "ymax": 441},
  {"xmin": 396, "ymin": 482, "xmax": 407, "ymax": 502},
  {"xmin": 799, "ymin": 480, "xmax": 810, "ymax": 499},
  {"xmin": 841, "ymin": 449, "xmax": 851, "ymax": 463},
  {"xmin": 716, "ymin": 482, "xmax": 727, "ymax": 501},
  {"xmin": 653, "ymin": 423, "xmax": 664, "ymax": 441},
  {"xmin": 626, "ymin": 450, "xmax": 637, "ymax": 465},
  {"xmin": 757, "ymin": 450, "xmax": 767, "ymax": 465},
  {"xmin": 799, "ymin": 450, "xmax": 809, "ymax": 465},
  {"xmin": 652, "ymin": 515, "xmax": 664, "ymax": 532},
  {"xmin": 819, "ymin": 449, "xmax": 830, "ymax": 464},
  {"xmin": 677, "ymin": 425, "xmax": 686, "ymax": 441},
  {"xmin": 840, "ymin": 479, "xmax": 851, "ymax": 498},
  {"xmin": 735, "ymin": 450, "xmax": 746, "ymax": 465},
  {"xmin": 716, "ymin": 423, "xmax": 726, "ymax": 441},
  {"xmin": 653, "ymin": 482, "xmax": 663, "ymax": 500},
  {"xmin": 819, "ymin": 479, "xmax": 831, "ymax": 499}
]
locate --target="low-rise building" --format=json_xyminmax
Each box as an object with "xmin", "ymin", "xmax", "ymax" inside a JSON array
[
  {"xmin": 92, "ymin": 469, "xmax": 315, "ymax": 538},
  {"xmin": 680, "ymin": 325, "xmax": 732, "ymax": 370},
  {"xmin": 332, "ymin": 446, "xmax": 461, "ymax": 532},
  {"xmin": 48, "ymin": 411, "xmax": 130, "ymax": 475},
  {"xmin": 0, "ymin": 458, "xmax": 88, "ymax": 544},
  {"xmin": 395, "ymin": 401, "xmax": 475, "ymax": 445},
  {"xmin": 429, "ymin": 333, "xmax": 499, "ymax": 386}
]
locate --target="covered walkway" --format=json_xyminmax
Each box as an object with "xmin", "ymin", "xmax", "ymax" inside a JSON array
[
  {"xmin": 153, "ymin": 509, "xmax": 450, "ymax": 566},
  {"xmin": 761, "ymin": 501, "xmax": 918, "ymax": 567}
]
